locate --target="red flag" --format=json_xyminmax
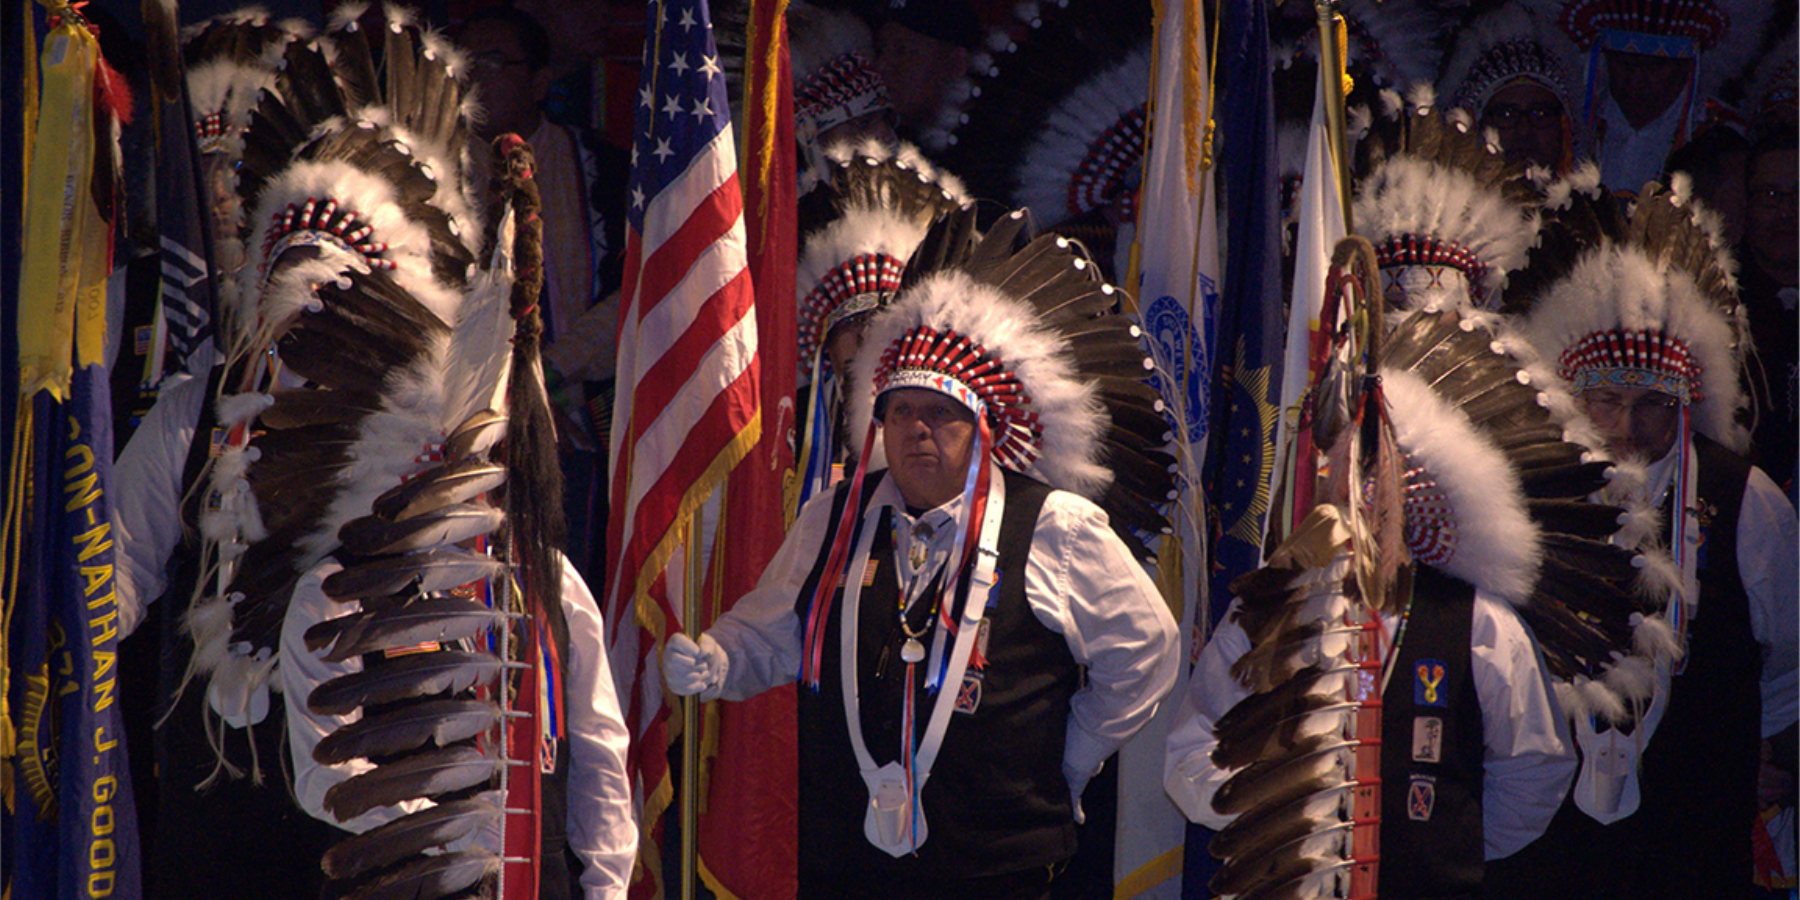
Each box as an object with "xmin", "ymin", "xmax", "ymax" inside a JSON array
[
  {"xmin": 603, "ymin": 0, "xmax": 761, "ymax": 896},
  {"xmin": 695, "ymin": 0, "xmax": 798, "ymax": 898}
]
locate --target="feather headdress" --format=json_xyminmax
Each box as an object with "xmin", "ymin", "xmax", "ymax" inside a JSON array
[
  {"xmin": 1523, "ymin": 0, "xmax": 1776, "ymax": 138},
  {"xmin": 847, "ymin": 207, "xmax": 1174, "ymax": 547},
  {"xmin": 939, "ymin": 0, "xmax": 1151, "ymax": 236},
  {"xmin": 1516, "ymin": 175, "xmax": 1748, "ymax": 452},
  {"xmin": 796, "ymin": 139, "xmax": 969, "ymax": 369},
  {"xmin": 182, "ymin": 16, "xmax": 569, "ymax": 898},
  {"xmin": 793, "ymin": 139, "xmax": 969, "ymax": 504},
  {"xmin": 188, "ymin": 4, "xmax": 574, "ymax": 892},
  {"xmin": 1437, "ymin": 4, "xmax": 1583, "ymax": 131},
  {"xmin": 790, "ymin": 2, "xmax": 891, "ymax": 155},
  {"xmin": 1351, "ymin": 88, "xmax": 1544, "ymax": 312},
  {"xmin": 181, "ymin": 8, "xmax": 308, "ymax": 157},
  {"xmin": 1202, "ymin": 245, "xmax": 1675, "ymax": 896},
  {"xmin": 191, "ymin": 5, "xmax": 491, "ymax": 694}
]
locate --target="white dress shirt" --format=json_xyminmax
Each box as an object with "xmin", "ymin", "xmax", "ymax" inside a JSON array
[
  {"xmin": 704, "ymin": 464, "xmax": 1180, "ymax": 785},
  {"xmin": 111, "ymin": 372, "xmax": 638, "ymax": 899},
  {"xmin": 1163, "ymin": 593, "xmax": 1577, "ymax": 860}
]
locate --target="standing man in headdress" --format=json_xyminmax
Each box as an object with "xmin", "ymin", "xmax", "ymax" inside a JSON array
[
  {"xmin": 872, "ymin": 0, "xmax": 984, "ymax": 156},
  {"xmin": 1438, "ymin": 5, "xmax": 1585, "ymax": 174},
  {"xmin": 789, "ymin": 3, "xmax": 898, "ymax": 179},
  {"xmin": 1492, "ymin": 181, "xmax": 1798, "ymax": 900},
  {"xmin": 662, "ymin": 210, "xmax": 1179, "ymax": 900},
  {"xmin": 1530, "ymin": 0, "xmax": 1774, "ymax": 193}
]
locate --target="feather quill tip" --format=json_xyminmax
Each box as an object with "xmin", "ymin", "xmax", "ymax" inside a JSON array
[
  {"xmin": 1600, "ymin": 651, "xmax": 1657, "ymax": 701},
  {"xmin": 1628, "ymin": 611, "xmax": 1683, "ymax": 661},
  {"xmin": 328, "ymin": 2, "xmax": 370, "ymax": 32},
  {"xmin": 1629, "ymin": 549, "xmax": 1681, "ymax": 604}
]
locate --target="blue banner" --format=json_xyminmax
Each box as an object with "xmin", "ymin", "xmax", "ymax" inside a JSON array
[
  {"xmin": 6, "ymin": 378, "xmax": 144, "ymax": 900},
  {"xmin": 1189, "ymin": 1, "xmax": 1283, "ymax": 896},
  {"xmin": 1203, "ymin": 0, "xmax": 1283, "ymax": 625}
]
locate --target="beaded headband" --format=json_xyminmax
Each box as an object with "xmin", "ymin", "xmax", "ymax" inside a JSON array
[
  {"xmin": 1559, "ymin": 328, "xmax": 1701, "ymax": 403},
  {"xmin": 873, "ymin": 324, "xmax": 1042, "ymax": 474},
  {"xmin": 796, "ymin": 52, "xmax": 890, "ymax": 139},
  {"xmin": 1559, "ymin": 0, "xmax": 1728, "ymax": 53},
  {"xmin": 798, "ymin": 252, "xmax": 905, "ymax": 368}
]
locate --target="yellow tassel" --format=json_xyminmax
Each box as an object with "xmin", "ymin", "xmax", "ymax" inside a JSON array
[{"xmin": 744, "ymin": 0, "xmax": 789, "ymax": 232}]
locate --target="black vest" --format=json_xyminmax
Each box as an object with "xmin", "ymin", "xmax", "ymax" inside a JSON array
[
  {"xmin": 794, "ymin": 470, "xmax": 1080, "ymax": 883},
  {"xmin": 1486, "ymin": 436, "xmax": 1762, "ymax": 900},
  {"xmin": 125, "ymin": 367, "xmax": 349, "ymax": 900},
  {"xmin": 1379, "ymin": 567, "xmax": 1486, "ymax": 899},
  {"xmin": 123, "ymin": 369, "xmax": 578, "ymax": 898},
  {"xmin": 1630, "ymin": 435, "xmax": 1760, "ymax": 893}
]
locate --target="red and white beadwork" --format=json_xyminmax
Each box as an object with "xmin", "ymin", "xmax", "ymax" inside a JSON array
[
  {"xmin": 873, "ymin": 325, "xmax": 1043, "ymax": 473},
  {"xmin": 1375, "ymin": 235, "xmax": 1492, "ymax": 306},
  {"xmin": 1067, "ymin": 104, "xmax": 1146, "ymax": 222},
  {"xmin": 1400, "ymin": 466, "xmax": 1458, "ymax": 566},
  {"xmin": 1558, "ymin": 327, "xmax": 1702, "ymax": 403},
  {"xmin": 260, "ymin": 197, "xmax": 394, "ymax": 278},
  {"xmin": 196, "ymin": 112, "xmax": 231, "ymax": 155},
  {"xmin": 1559, "ymin": 0, "xmax": 1727, "ymax": 50},
  {"xmin": 799, "ymin": 252, "xmax": 906, "ymax": 367},
  {"xmin": 796, "ymin": 52, "xmax": 890, "ymax": 137}
]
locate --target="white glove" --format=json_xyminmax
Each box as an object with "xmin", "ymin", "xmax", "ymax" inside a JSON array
[
  {"xmin": 1065, "ymin": 760, "xmax": 1098, "ymax": 825},
  {"xmin": 662, "ymin": 633, "xmax": 728, "ymax": 702}
]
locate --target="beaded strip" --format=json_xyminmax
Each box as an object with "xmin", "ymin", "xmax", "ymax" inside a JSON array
[
  {"xmin": 799, "ymin": 252, "xmax": 906, "ymax": 365},
  {"xmin": 1374, "ymin": 235, "xmax": 1492, "ymax": 305},
  {"xmin": 1068, "ymin": 104, "xmax": 1146, "ymax": 222},
  {"xmin": 259, "ymin": 197, "xmax": 393, "ymax": 278},
  {"xmin": 874, "ymin": 325, "xmax": 1041, "ymax": 468},
  {"xmin": 1559, "ymin": 328, "xmax": 1702, "ymax": 403},
  {"xmin": 796, "ymin": 52, "xmax": 890, "ymax": 135}
]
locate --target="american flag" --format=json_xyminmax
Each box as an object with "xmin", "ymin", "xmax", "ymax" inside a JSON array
[{"xmin": 603, "ymin": 0, "xmax": 760, "ymax": 894}]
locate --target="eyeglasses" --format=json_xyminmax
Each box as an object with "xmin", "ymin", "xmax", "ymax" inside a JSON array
[
  {"xmin": 1582, "ymin": 392, "xmax": 1681, "ymax": 423},
  {"xmin": 1748, "ymin": 186, "xmax": 1798, "ymax": 210},
  {"xmin": 471, "ymin": 52, "xmax": 531, "ymax": 72},
  {"xmin": 882, "ymin": 398, "xmax": 970, "ymax": 428},
  {"xmin": 1482, "ymin": 103, "xmax": 1563, "ymax": 128}
]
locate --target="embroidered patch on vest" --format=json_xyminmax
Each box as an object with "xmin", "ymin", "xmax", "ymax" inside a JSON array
[
  {"xmin": 1412, "ymin": 716, "xmax": 1444, "ymax": 763},
  {"xmin": 1414, "ymin": 660, "xmax": 1448, "ymax": 707},
  {"xmin": 1408, "ymin": 775, "xmax": 1436, "ymax": 821},
  {"xmin": 954, "ymin": 671, "xmax": 983, "ymax": 714}
]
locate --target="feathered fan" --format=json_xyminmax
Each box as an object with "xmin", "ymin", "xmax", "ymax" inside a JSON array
[
  {"xmin": 183, "ymin": 5, "xmax": 566, "ymax": 898},
  {"xmin": 1200, "ymin": 252, "xmax": 1675, "ymax": 898}
]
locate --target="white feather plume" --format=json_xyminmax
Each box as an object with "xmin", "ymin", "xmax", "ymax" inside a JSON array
[{"xmin": 1380, "ymin": 367, "xmax": 1544, "ymax": 605}]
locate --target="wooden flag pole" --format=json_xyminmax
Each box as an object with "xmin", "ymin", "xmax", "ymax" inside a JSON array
[
  {"xmin": 680, "ymin": 511, "xmax": 704, "ymax": 900},
  {"xmin": 1314, "ymin": 0, "xmax": 1354, "ymax": 231}
]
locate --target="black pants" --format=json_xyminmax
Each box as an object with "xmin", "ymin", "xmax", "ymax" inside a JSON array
[{"xmin": 799, "ymin": 863, "xmax": 1061, "ymax": 900}]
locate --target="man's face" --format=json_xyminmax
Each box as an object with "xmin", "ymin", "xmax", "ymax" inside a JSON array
[
  {"xmin": 1480, "ymin": 82, "xmax": 1566, "ymax": 170},
  {"xmin": 873, "ymin": 22, "xmax": 968, "ymax": 130},
  {"xmin": 824, "ymin": 318, "xmax": 867, "ymax": 385},
  {"xmin": 1745, "ymin": 147, "xmax": 1798, "ymax": 286},
  {"xmin": 1603, "ymin": 50, "xmax": 1693, "ymax": 130},
  {"xmin": 459, "ymin": 20, "xmax": 549, "ymax": 141},
  {"xmin": 1581, "ymin": 383, "xmax": 1682, "ymax": 461},
  {"xmin": 881, "ymin": 387, "xmax": 977, "ymax": 509}
]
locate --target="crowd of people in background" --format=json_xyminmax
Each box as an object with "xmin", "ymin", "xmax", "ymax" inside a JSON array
[{"xmin": 24, "ymin": 0, "xmax": 1796, "ymax": 897}]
